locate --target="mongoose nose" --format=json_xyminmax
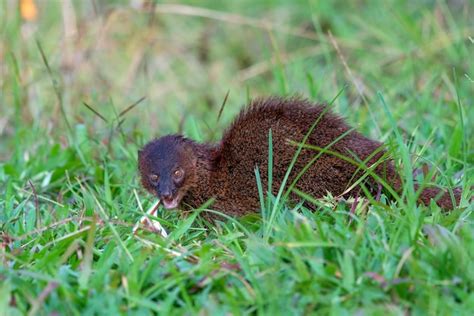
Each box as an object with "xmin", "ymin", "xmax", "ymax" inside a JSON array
[{"xmin": 161, "ymin": 192, "xmax": 173, "ymax": 201}]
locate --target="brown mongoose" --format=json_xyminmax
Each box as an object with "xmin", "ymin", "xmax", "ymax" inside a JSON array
[{"xmin": 138, "ymin": 97, "xmax": 461, "ymax": 216}]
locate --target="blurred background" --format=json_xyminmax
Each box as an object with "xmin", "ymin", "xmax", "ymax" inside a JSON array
[
  {"xmin": 0, "ymin": 0, "xmax": 472, "ymax": 164},
  {"xmin": 0, "ymin": 1, "xmax": 473, "ymax": 313}
]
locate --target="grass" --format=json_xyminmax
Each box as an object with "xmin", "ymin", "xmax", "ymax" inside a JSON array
[{"xmin": 1, "ymin": 0, "xmax": 473, "ymax": 314}]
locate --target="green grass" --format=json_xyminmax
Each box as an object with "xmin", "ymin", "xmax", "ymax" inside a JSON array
[{"xmin": 1, "ymin": 0, "xmax": 473, "ymax": 314}]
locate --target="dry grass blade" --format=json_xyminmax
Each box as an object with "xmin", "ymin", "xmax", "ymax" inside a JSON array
[
  {"xmin": 35, "ymin": 39, "xmax": 72, "ymax": 134},
  {"xmin": 237, "ymin": 45, "xmax": 321, "ymax": 82},
  {"xmin": 217, "ymin": 90, "xmax": 230, "ymax": 123},
  {"xmin": 327, "ymin": 30, "xmax": 368, "ymax": 100},
  {"xmin": 117, "ymin": 117, "xmax": 127, "ymax": 129},
  {"xmin": 119, "ymin": 96, "xmax": 146, "ymax": 118},
  {"xmin": 327, "ymin": 30, "xmax": 381, "ymax": 136},
  {"xmin": 28, "ymin": 180, "xmax": 41, "ymax": 228},
  {"xmin": 152, "ymin": 4, "xmax": 318, "ymax": 40},
  {"xmin": 82, "ymin": 101, "xmax": 108, "ymax": 123},
  {"xmin": 28, "ymin": 281, "xmax": 59, "ymax": 316}
]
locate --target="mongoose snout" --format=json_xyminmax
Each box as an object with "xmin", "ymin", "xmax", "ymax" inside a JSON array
[{"xmin": 138, "ymin": 135, "xmax": 196, "ymax": 209}]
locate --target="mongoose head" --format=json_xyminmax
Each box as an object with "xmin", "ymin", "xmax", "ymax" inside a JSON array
[{"xmin": 138, "ymin": 135, "xmax": 197, "ymax": 209}]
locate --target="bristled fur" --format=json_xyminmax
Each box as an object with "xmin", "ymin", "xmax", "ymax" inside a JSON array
[{"xmin": 138, "ymin": 97, "xmax": 461, "ymax": 216}]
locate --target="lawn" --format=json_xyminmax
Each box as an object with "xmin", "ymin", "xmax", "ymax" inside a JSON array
[{"xmin": 1, "ymin": 0, "xmax": 473, "ymax": 314}]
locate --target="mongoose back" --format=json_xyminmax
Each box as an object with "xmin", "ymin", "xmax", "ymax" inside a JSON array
[{"xmin": 138, "ymin": 97, "xmax": 461, "ymax": 216}]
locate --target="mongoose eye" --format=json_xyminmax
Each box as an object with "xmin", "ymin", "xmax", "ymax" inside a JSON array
[
  {"xmin": 173, "ymin": 168, "xmax": 184, "ymax": 180},
  {"xmin": 149, "ymin": 174, "xmax": 159, "ymax": 184}
]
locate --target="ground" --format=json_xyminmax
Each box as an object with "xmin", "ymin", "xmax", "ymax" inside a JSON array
[{"xmin": 0, "ymin": 0, "xmax": 473, "ymax": 314}]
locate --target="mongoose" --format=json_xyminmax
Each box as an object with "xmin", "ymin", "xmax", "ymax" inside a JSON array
[{"xmin": 138, "ymin": 97, "xmax": 461, "ymax": 216}]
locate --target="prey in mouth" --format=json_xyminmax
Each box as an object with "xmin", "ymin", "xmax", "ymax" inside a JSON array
[{"xmin": 161, "ymin": 195, "xmax": 179, "ymax": 209}]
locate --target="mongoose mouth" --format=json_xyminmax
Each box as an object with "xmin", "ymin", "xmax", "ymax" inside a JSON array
[{"xmin": 161, "ymin": 196, "xmax": 180, "ymax": 209}]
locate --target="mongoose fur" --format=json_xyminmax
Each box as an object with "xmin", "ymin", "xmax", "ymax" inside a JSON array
[{"xmin": 138, "ymin": 97, "xmax": 461, "ymax": 216}]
